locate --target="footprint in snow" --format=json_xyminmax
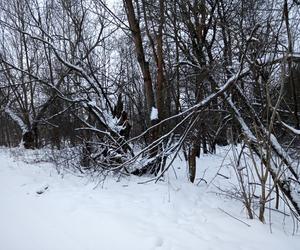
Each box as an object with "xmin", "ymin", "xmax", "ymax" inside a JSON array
[
  {"xmin": 36, "ymin": 185, "xmax": 49, "ymax": 195},
  {"xmin": 154, "ymin": 237, "xmax": 164, "ymax": 248}
]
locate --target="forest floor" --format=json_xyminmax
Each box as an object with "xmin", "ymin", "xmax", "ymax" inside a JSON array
[{"xmin": 0, "ymin": 146, "xmax": 300, "ymax": 250}]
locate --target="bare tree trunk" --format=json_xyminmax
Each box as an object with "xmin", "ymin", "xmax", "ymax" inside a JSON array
[
  {"xmin": 284, "ymin": 0, "xmax": 300, "ymax": 129},
  {"xmin": 188, "ymin": 146, "xmax": 197, "ymax": 183},
  {"xmin": 124, "ymin": 0, "xmax": 166, "ymax": 175},
  {"xmin": 123, "ymin": 0, "xmax": 155, "ymax": 114}
]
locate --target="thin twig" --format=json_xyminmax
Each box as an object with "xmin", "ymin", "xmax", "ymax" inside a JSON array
[{"xmin": 218, "ymin": 207, "xmax": 251, "ymax": 227}]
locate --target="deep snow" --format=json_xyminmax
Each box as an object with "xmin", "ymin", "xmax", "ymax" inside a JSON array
[{"xmin": 0, "ymin": 147, "xmax": 300, "ymax": 250}]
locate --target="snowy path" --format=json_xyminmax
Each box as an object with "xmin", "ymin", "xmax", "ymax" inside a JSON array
[{"xmin": 0, "ymin": 149, "xmax": 300, "ymax": 250}]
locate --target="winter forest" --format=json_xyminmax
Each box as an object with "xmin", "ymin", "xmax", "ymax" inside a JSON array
[{"xmin": 1, "ymin": 0, "xmax": 300, "ymax": 249}]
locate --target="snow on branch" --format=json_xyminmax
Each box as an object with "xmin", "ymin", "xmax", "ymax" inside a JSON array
[
  {"xmin": 233, "ymin": 85, "xmax": 298, "ymax": 179},
  {"xmin": 124, "ymin": 67, "xmax": 250, "ymax": 148},
  {"xmin": 226, "ymin": 97, "xmax": 257, "ymax": 142},
  {"xmin": 150, "ymin": 107, "xmax": 158, "ymax": 120},
  {"xmin": 282, "ymin": 122, "xmax": 300, "ymax": 135},
  {"xmin": 5, "ymin": 105, "xmax": 27, "ymax": 134}
]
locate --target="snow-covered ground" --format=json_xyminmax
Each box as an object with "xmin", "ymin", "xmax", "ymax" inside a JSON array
[{"xmin": 0, "ymin": 147, "xmax": 300, "ymax": 250}]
